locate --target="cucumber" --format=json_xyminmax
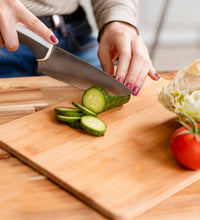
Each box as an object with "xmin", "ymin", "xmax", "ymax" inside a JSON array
[
  {"xmin": 55, "ymin": 86, "xmax": 130, "ymax": 136},
  {"xmin": 81, "ymin": 116, "xmax": 106, "ymax": 136},
  {"xmin": 56, "ymin": 114, "xmax": 81, "ymax": 123},
  {"xmin": 72, "ymin": 101, "xmax": 97, "ymax": 116},
  {"xmin": 55, "ymin": 107, "xmax": 82, "ymax": 117},
  {"xmin": 82, "ymin": 86, "xmax": 131, "ymax": 113},
  {"xmin": 57, "ymin": 111, "xmax": 83, "ymax": 117},
  {"xmin": 67, "ymin": 122, "xmax": 82, "ymax": 129}
]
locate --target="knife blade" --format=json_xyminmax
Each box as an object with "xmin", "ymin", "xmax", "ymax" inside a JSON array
[{"xmin": 16, "ymin": 24, "xmax": 131, "ymax": 95}]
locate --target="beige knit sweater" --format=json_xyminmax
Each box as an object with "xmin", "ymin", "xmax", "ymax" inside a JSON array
[{"xmin": 20, "ymin": 0, "xmax": 138, "ymax": 31}]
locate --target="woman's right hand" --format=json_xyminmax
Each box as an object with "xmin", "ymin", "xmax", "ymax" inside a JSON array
[{"xmin": 0, "ymin": 0, "xmax": 58, "ymax": 51}]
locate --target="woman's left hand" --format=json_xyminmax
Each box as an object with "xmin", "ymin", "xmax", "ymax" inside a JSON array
[{"xmin": 98, "ymin": 21, "xmax": 160, "ymax": 96}]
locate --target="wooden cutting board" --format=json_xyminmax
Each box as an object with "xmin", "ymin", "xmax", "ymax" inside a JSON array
[{"xmin": 0, "ymin": 77, "xmax": 200, "ymax": 220}]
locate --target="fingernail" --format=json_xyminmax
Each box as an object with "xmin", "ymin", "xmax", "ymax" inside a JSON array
[
  {"xmin": 117, "ymin": 77, "xmax": 124, "ymax": 83},
  {"xmin": 125, "ymin": 82, "xmax": 133, "ymax": 90},
  {"xmin": 154, "ymin": 72, "xmax": 160, "ymax": 79},
  {"xmin": 50, "ymin": 35, "xmax": 58, "ymax": 44},
  {"xmin": 132, "ymin": 86, "xmax": 140, "ymax": 96}
]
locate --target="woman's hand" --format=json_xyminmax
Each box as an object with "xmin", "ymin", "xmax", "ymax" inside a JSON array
[
  {"xmin": 98, "ymin": 21, "xmax": 160, "ymax": 96},
  {"xmin": 0, "ymin": 0, "xmax": 58, "ymax": 51}
]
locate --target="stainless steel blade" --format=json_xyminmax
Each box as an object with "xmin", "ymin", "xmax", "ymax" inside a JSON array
[{"xmin": 38, "ymin": 46, "xmax": 132, "ymax": 95}]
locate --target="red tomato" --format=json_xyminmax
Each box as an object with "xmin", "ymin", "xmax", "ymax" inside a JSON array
[{"xmin": 170, "ymin": 124, "xmax": 200, "ymax": 170}]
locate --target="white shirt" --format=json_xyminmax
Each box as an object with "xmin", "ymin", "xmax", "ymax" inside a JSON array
[{"xmin": 20, "ymin": 0, "xmax": 138, "ymax": 32}]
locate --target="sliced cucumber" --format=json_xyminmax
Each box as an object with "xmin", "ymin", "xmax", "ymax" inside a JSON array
[
  {"xmin": 67, "ymin": 122, "xmax": 82, "ymax": 129},
  {"xmin": 82, "ymin": 86, "xmax": 130, "ymax": 114},
  {"xmin": 81, "ymin": 115, "xmax": 106, "ymax": 136},
  {"xmin": 58, "ymin": 111, "xmax": 83, "ymax": 117},
  {"xmin": 56, "ymin": 114, "xmax": 81, "ymax": 123},
  {"xmin": 72, "ymin": 101, "xmax": 97, "ymax": 116},
  {"xmin": 55, "ymin": 107, "xmax": 82, "ymax": 117}
]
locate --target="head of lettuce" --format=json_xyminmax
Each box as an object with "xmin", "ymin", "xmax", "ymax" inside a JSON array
[{"xmin": 158, "ymin": 59, "xmax": 200, "ymax": 123}]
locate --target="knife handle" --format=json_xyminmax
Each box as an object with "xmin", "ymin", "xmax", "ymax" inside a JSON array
[{"xmin": 16, "ymin": 23, "xmax": 53, "ymax": 61}]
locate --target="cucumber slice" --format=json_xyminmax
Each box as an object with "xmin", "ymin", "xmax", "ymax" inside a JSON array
[
  {"xmin": 56, "ymin": 114, "xmax": 81, "ymax": 123},
  {"xmin": 55, "ymin": 107, "xmax": 82, "ymax": 117},
  {"xmin": 72, "ymin": 101, "xmax": 97, "ymax": 116},
  {"xmin": 67, "ymin": 122, "xmax": 82, "ymax": 129},
  {"xmin": 82, "ymin": 86, "xmax": 130, "ymax": 114},
  {"xmin": 81, "ymin": 115, "xmax": 106, "ymax": 136},
  {"xmin": 82, "ymin": 87, "xmax": 106, "ymax": 113},
  {"xmin": 57, "ymin": 111, "xmax": 83, "ymax": 117},
  {"xmin": 64, "ymin": 112, "xmax": 83, "ymax": 117}
]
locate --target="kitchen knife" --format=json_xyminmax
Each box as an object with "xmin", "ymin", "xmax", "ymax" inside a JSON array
[{"xmin": 16, "ymin": 24, "xmax": 131, "ymax": 95}]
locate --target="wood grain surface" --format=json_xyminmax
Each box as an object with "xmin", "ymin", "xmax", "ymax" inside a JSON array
[
  {"xmin": 1, "ymin": 74, "xmax": 200, "ymax": 220},
  {"xmin": 0, "ymin": 76, "xmax": 106, "ymax": 220},
  {"xmin": 0, "ymin": 76, "xmax": 200, "ymax": 220}
]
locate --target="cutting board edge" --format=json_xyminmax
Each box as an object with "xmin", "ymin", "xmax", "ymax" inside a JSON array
[
  {"xmin": 2, "ymin": 137, "xmax": 200, "ymax": 220},
  {"xmin": 122, "ymin": 171, "xmax": 200, "ymax": 220}
]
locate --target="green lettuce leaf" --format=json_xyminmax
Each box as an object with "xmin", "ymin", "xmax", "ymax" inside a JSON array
[{"xmin": 158, "ymin": 59, "xmax": 200, "ymax": 122}]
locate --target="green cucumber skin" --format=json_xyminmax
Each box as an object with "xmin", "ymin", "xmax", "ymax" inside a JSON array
[
  {"xmin": 57, "ymin": 112, "xmax": 83, "ymax": 117},
  {"xmin": 80, "ymin": 116, "xmax": 106, "ymax": 136},
  {"xmin": 56, "ymin": 114, "xmax": 81, "ymax": 123},
  {"xmin": 55, "ymin": 107, "xmax": 83, "ymax": 117},
  {"xmin": 104, "ymin": 94, "xmax": 130, "ymax": 111},
  {"xmin": 81, "ymin": 123, "xmax": 103, "ymax": 136},
  {"xmin": 83, "ymin": 129, "xmax": 105, "ymax": 136},
  {"xmin": 72, "ymin": 101, "xmax": 97, "ymax": 116},
  {"xmin": 82, "ymin": 86, "xmax": 131, "ymax": 113},
  {"xmin": 67, "ymin": 122, "xmax": 82, "ymax": 129},
  {"xmin": 55, "ymin": 107, "xmax": 81, "ymax": 113}
]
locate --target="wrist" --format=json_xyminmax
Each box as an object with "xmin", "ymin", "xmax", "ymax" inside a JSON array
[{"xmin": 98, "ymin": 21, "xmax": 139, "ymax": 42}]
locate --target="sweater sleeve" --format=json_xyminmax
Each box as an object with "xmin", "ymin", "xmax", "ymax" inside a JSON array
[{"xmin": 91, "ymin": 0, "xmax": 139, "ymax": 32}]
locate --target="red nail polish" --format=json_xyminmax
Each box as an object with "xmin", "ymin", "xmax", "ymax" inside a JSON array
[
  {"xmin": 132, "ymin": 86, "xmax": 140, "ymax": 96},
  {"xmin": 50, "ymin": 35, "xmax": 58, "ymax": 44},
  {"xmin": 125, "ymin": 82, "xmax": 133, "ymax": 90},
  {"xmin": 117, "ymin": 77, "xmax": 124, "ymax": 83},
  {"xmin": 154, "ymin": 72, "xmax": 160, "ymax": 79}
]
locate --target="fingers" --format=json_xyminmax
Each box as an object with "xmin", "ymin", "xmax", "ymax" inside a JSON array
[
  {"xmin": 124, "ymin": 39, "xmax": 160, "ymax": 95},
  {"xmin": 115, "ymin": 37, "xmax": 132, "ymax": 83},
  {"xmin": 148, "ymin": 66, "xmax": 160, "ymax": 80},
  {"xmin": 98, "ymin": 43, "xmax": 115, "ymax": 76},
  {"xmin": 99, "ymin": 22, "xmax": 160, "ymax": 97},
  {"xmin": 131, "ymin": 60, "xmax": 150, "ymax": 96},
  {"xmin": 124, "ymin": 56, "xmax": 160, "ymax": 96},
  {"xmin": 0, "ymin": 33, "xmax": 4, "ymax": 48},
  {"xmin": 0, "ymin": 5, "xmax": 19, "ymax": 51},
  {"xmin": 118, "ymin": 36, "xmax": 160, "ymax": 96},
  {"xmin": 124, "ymin": 55, "xmax": 144, "ymax": 90},
  {"xmin": 0, "ymin": 0, "xmax": 58, "ymax": 51},
  {"xmin": 16, "ymin": 1, "xmax": 58, "ymax": 45}
]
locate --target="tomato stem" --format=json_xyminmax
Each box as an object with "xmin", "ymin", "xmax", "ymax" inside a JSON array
[{"xmin": 175, "ymin": 110, "xmax": 200, "ymax": 142}]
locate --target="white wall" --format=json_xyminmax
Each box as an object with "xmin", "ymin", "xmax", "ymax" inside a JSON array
[{"xmin": 138, "ymin": 0, "xmax": 200, "ymax": 46}]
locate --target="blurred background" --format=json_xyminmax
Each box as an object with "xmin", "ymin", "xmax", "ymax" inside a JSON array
[{"xmin": 81, "ymin": 0, "xmax": 200, "ymax": 71}]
